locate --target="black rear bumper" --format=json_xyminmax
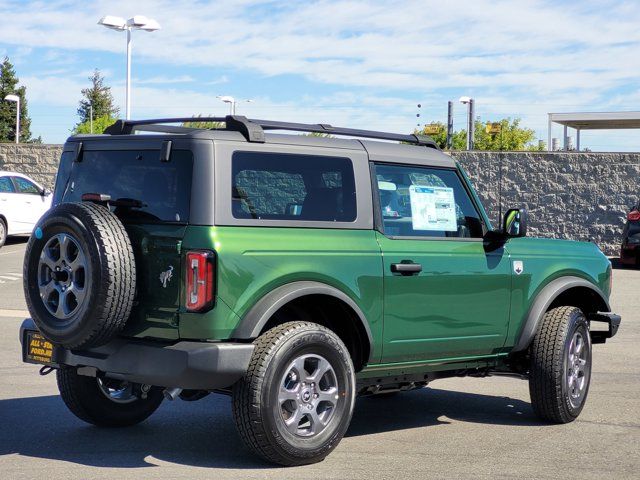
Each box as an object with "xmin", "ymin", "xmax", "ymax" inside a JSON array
[
  {"xmin": 20, "ymin": 318, "xmax": 254, "ymax": 390},
  {"xmin": 589, "ymin": 312, "xmax": 621, "ymax": 344}
]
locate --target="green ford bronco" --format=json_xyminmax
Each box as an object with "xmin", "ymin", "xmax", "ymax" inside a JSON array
[{"xmin": 20, "ymin": 116, "xmax": 620, "ymax": 466}]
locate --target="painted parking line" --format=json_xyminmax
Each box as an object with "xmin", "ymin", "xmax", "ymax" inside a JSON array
[{"xmin": 0, "ymin": 273, "xmax": 22, "ymax": 283}]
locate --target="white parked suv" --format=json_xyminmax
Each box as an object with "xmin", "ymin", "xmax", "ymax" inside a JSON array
[{"xmin": 0, "ymin": 171, "xmax": 52, "ymax": 248}]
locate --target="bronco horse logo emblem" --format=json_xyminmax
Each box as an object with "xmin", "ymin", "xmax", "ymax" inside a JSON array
[{"xmin": 159, "ymin": 266, "xmax": 174, "ymax": 288}]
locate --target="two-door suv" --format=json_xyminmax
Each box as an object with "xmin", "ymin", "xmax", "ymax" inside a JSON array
[{"xmin": 20, "ymin": 116, "xmax": 620, "ymax": 466}]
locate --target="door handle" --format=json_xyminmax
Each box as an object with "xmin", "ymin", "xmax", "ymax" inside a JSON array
[{"xmin": 390, "ymin": 262, "xmax": 422, "ymax": 276}]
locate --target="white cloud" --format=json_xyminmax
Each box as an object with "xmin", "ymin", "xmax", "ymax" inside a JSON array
[
  {"xmin": 2, "ymin": 1, "xmax": 639, "ymax": 93},
  {"xmin": 3, "ymin": 0, "xmax": 640, "ymax": 148},
  {"xmin": 135, "ymin": 75, "xmax": 194, "ymax": 85}
]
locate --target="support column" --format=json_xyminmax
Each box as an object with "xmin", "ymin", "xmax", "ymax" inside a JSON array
[
  {"xmin": 468, "ymin": 98, "xmax": 475, "ymax": 150},
  {"xmin": 446, "ymin": 101, "xmax": 453, "ymax": 149},
  {"xmin": 576, "ymin": 128, "xmax": 581, "ymax": 151}
]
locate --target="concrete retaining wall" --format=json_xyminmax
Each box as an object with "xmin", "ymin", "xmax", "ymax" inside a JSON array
[
  {"xmin": 0, "ymin": 144, "xmax": 63, "ymax": 189},
  {"xmin": 1, "ymin": 144, "xmax": 636, "ymax": 255},
  {"xmin": 452, "ymin": 151, "xmax": 639, "ymax": 255}
]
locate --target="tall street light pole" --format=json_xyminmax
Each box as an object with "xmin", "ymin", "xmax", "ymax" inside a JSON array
[
  {"xmin": 4, "ymin": 94, "xmax": 20, "ymax": 144},
  {"xmin": 459, "ymin": 96, "xmax": 474, "ymax": 150},
  {"xmin": 98, "ymin": 15, "xmax": 161, "ymax": 120}
]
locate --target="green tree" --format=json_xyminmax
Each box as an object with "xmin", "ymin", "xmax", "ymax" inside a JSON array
[
  {"xmin": 416, "ymin": 117, "xmax": 543, "ymax": 151},
  {"xmin": 74, "ymin": 114, "xmax": 118, "ymax": 135},
  {"xmin": 415, "ymin": 122, "xmax": 465, "ymax": 150},
  {"xmin": 303, "ymin": 132, "xmax": 333, "ymax": 138},
  {"xmin": 181, "ymin": 115, "xmax": 223, "ymax": 129},
  {"xmin": 0, "ymin": 56, "xmax": 33, "ymax": 143},
  {"xmin": 473, "ymin": 118, "xmax": 537, "ymax": 151},
  {"xmin": 76, "ymin": 69, "xmax": 119, "ymax": 126}
]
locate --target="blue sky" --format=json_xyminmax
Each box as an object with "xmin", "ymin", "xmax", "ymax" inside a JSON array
[{"xmin": 1, "ymin": 0, "xmax": 639, "ymax": 150}]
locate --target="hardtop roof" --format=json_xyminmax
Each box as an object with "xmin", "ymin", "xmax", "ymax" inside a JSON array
[{"xmin": 65, "ymin": 116, "xmax": 455, "ymax": 169}]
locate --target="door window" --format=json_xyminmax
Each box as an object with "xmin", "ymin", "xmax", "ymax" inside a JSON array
[
  {"xmin": 0, "ymin": 176, "xmax": 15, "ymax": 193},
  {"xmin": 374, "ymin": 164, "xmax": 484, "ymax": 238},
  {"xmin": 12, "ymin": 177, "xmax": 41, "ymax": 194}
]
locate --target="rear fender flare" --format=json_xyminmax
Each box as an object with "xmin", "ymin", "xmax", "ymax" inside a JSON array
[{"xmin": 231, "ymin": 281, "xmax": 374, "ymax": 363}]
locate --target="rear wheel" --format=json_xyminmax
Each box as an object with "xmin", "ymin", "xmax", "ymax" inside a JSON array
[
  {"xmin": 529, "ymin": 306, "xmax": 592, "ymax": 423},
  {"xmin": 56, "ymin": 367, "xmax": 163, "ymax": 427},
  {"xmin": 232, "ymin": 322, "xmax": 356, "ymax": 466}
]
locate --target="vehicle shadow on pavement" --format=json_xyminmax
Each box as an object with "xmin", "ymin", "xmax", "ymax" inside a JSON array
[
  {"xmin": 348, "ymin": 387, "xmax": 543, "ymax": 437},
  {"xmin": 3, "ymin": 236, "xmax": 28, "ymax": 246},
  {"xmin": 0, "ymin": 387, "xmax": 543, "ymax": 469},
  {"xmin": 0, "ymin": 393, "xmax": 266, "ymax": 469}
]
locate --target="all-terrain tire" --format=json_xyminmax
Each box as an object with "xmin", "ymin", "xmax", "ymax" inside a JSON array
[
  {"xmin": 0, "ymin": 217, "xmax": 6, "ymax": 249},
  {"xmin": 529, "ymin": 306, "xmax": 592, "ymax": 423},
  {"xmin": 232, "ymin": 322, "xmax": 356, "ymax": 466},
  {"xmin": 57, "ymin": 367, "xmax": 163, "ymax": 427},
  {"xmin": 23, "ymin": 202, "xmax": 136, "ymax": 349}
]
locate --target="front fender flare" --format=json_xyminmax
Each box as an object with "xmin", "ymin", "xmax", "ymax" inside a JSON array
[
  {"xmin": 512, "ymin": 275, "xmax": 610, "ymax": 352},
  {"xmin": 230, "ymin": 281, "xmax": 374, "ymax": 363}
]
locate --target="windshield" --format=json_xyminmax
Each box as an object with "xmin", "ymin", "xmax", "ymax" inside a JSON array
[{"xmin": 53, "ymin": 149, "xmax": 193, "ymax": 223}]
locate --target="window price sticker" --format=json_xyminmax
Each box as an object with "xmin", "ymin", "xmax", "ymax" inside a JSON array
[{"xmin": 409, "ymin": 185, "xmax": 457, "ymax": 231}]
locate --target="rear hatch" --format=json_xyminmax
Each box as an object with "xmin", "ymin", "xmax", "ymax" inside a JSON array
[{"xmin": 53, "ymin": 143, "xmax": 194, "ymax": 340}]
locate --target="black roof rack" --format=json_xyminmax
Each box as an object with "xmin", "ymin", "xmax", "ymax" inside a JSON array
[{"xmin": 103, "ymin": 115, "xmax": 439, "ymax": 149}]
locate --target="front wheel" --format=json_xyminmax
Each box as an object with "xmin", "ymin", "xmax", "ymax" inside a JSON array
[
  {"xmin": 0, "ymin": 218, "xmax": 6, "ymax": 249},
  {"xmin": 529, "ymin": 306, "xmax": 592, "ymax": 423},
  {"xmin": 232, "ymin": 322, "xmax": 356, "ymax": 466},
  {"xmin": 57, "ymin": 367, "xmax": 164, "ymax": 427}
]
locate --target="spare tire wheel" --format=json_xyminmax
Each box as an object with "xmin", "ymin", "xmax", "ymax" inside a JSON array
[{"xmin": 23, "ymin": 202, "xmax": 136, "ymax": 349}]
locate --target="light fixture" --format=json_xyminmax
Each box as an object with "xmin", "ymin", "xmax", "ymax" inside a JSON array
[{"xmin": 98, "ymin": 15, "xmax": 161, "ymax": 119}]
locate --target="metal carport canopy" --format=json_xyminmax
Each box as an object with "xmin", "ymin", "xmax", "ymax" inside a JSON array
[{"xmin": 548, "ymin": 111, "xmax": 640, "ymax": 150}]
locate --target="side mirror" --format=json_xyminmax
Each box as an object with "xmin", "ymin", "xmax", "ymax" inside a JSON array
[
  {"xmin": 503, "ymin": 208, "xmax": 528, "ymax": 238},
  {"xmin": 41, "ymin": 188, "xmax": 51, "ymax": 197}
]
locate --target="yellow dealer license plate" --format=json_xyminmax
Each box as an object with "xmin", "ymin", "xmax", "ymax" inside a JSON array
[{"xmin": 23, "ymin": 331, "xmax": 56, "ymax": 365}]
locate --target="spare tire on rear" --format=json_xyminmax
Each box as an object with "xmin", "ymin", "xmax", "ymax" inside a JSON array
[{"xmin": 23, "ymin": 202, "xmax": 136, "ymax": 349}]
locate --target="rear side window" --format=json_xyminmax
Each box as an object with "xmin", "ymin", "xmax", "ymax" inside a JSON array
[
  {"xmin": 55, "ymin": 149, "xmax": 193, "ymax": 223},
  {"xmin": 231, "ymin": 151, "xmax": 356, "ymax": 222},
  {"xmin": 0, "ymin": 177, "xmax": 14, "ymax": 192}
]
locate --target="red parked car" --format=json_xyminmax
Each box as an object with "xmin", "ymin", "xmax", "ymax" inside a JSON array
[{"xmin": 620, "ymin": 203, "xmax": 640, "ymax": 266}]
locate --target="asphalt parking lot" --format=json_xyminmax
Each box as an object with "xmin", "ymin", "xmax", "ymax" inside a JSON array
[{"xmin": 0, "ymin": 239, "xmax": 638, "ymax": 479}]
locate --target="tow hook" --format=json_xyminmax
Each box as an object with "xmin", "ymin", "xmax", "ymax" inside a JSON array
[
  {"xmin": 163, "ymin": 387, "xmax": 183, "ymax": 401},
  {"xmin": 39, "ymin": 366, "xmax": 55, "ymax": 376}
]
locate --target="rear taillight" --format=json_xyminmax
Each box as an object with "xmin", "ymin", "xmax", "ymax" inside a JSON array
[
  {"xmin": 185, "ymin": 251, "xmax": 216, "ymax": 312},
  {"xmin": 628, "ymin": 210, "xmax": 640, "ymax": 221}
]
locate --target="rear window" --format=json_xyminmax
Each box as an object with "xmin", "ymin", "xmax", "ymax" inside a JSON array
[
  {"xmin": 53, "ymin": 149, "xmax": 193, "ymax": 223},
  {"xmin": 231, "ymin": 151, "xmax": 356, "ymax": 222}
]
